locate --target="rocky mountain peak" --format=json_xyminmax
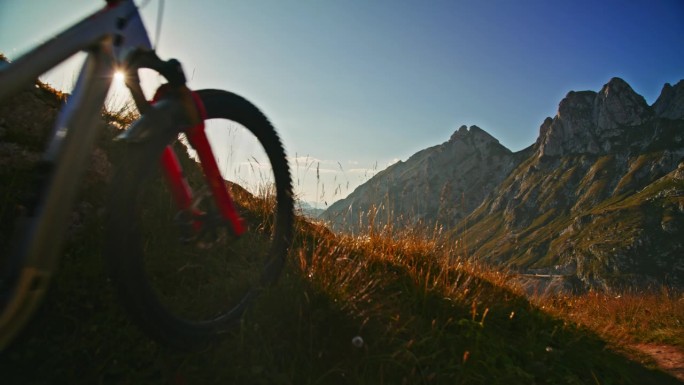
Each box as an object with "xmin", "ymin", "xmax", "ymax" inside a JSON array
[
  {"xmin": 593, "ymin": 77, "xmax": 650, "ymax": 130},
  {"xmin": 557, "ymin": 90, "xmax": 596, "ymax": 119},
  {"xmin": 538, "ymin": 78, "xmax": 655, "ymax": 157},
  {"xmin": 451, "ymin": 124, "xmax": 469, "ymax": 138},
  {"xmin": 449, "ymin": 124, "xmax": 500, "ymax": 149},
  {"xmin": 538, "ymin": 90, "xmax": 596, "ymax": 157},
  {"xmin": 323, "ymin": 124, "xmax": 516, "ymax": 231},
  {"xmin": 653, "ymin": 79, "xmax": 684, "ymax": 119}
]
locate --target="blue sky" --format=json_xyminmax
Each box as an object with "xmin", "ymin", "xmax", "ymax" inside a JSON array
[{"xmin": 1, "ymin": 0, "xmax": 683, "ymax": 206}]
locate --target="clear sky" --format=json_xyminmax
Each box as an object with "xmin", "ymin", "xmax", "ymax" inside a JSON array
[{"xmin": 1, "ymin": 0, "xmax": 683, "ymax": 206}]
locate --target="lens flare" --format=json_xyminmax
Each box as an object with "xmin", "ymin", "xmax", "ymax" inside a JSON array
[{"xmin": 113, "ymin": 70, "xmax": 125, "ymax": 83}]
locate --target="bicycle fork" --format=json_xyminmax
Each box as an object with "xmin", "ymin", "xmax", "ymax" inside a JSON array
[{"xmin": 119, "ymin": 85, "xmax": 246, "ymax": 240}]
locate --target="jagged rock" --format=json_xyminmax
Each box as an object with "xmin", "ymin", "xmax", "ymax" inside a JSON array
[
  {"xmin": 593, "ymin": 77, "xmax": 651, "ymax": 131},
  {"xmin": 653, "ymin": 79, "xmax": 684, "ymax": 120},
  {"xmin": 450, "ymin": 124, "xmax": 469, "ymax": 140},
  {"xmin": 537, "ymin": 78, "xmax": 663, "ymax": 157},
  {"xmin": 537, "ymin": 91, "xmax": 598, "ymax": 156}
]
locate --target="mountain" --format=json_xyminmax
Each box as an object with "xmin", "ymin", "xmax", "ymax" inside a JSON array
[
  {"xmin": 296, "ymin": 200, "xmax": 326, "ymax": 218},
  {"xmin": 323, "ymin": 77, "xmax": 684, "ymax": 290},
  {"xmin": 323, "ymin": 125, "xmax": 529, "ymax": 232},
  {"xmin": 462, "ymin": 78, "xmax": 684, "ymax": 290}
]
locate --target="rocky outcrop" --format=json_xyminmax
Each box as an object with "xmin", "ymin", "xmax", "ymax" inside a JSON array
[
  {"xmin": 594, "ymin": 77, "xmax": 651, "ymax": 131},
  {"xmin": 537, "ymin": 78, "xmax": 654, "ymax": 157},
  {"xmin": 653, "ymin": 80, "xmax": 684, "ymax": 120}
]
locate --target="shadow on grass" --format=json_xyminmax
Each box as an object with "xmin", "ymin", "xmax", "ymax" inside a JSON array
[{"xmin": 1, "ymin": 229, "xmax": 680, "ymax": 385}]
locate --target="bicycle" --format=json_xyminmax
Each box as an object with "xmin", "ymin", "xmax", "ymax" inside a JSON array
[{"xmin": 0, "ymin": 0, "xmax": 294, "ymax": 351}]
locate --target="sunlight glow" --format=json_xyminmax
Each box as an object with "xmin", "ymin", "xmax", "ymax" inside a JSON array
[
  {"xmin": 113, "ymin": 70, "xmax": 125, "ymax": 84},
  {"xmin": 106, "ymin": 70, "xmax": 131, "ymax": 112}
]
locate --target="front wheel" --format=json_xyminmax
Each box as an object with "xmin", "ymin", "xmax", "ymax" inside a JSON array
[{"xmin": 105, "ymin": 89, "xmax": 294, "ymax": 350}]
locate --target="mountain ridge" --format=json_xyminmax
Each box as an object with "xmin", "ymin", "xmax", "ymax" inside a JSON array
[
  {"xmin": 323, "ymin": 77, "xmax": 684, "ymax": 291},
  {"xmin": 324, "ymin": 124, "xmax": 524, "ymax": 232}
]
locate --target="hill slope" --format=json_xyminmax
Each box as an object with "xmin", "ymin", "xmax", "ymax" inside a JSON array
[
  {"xmin": 1, "ymin": 71, "xmax": 682, "ymax": 384},
  {"xmin": 324, "ymin": 78, "xmax": 684, "ymax": 290}
]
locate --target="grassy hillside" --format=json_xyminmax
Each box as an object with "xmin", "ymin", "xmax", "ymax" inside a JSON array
[
  {"xmin": 2, "ymin": 212, "xmax": 682, "ymax": 384},
  {"xmin": 1, "ymin": 81, "xmax": 682, "ymax": 384}
]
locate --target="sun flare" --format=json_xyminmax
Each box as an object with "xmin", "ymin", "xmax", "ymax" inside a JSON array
[
  {"xmin": 113, "ymin": 70, "xmax": 125, "ymax": 84},
  {"xmin": 106, "ymin": 70, "xmax": 130, "ymax": 112}
]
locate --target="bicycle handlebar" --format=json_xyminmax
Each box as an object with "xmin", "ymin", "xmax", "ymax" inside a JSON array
[{"xmin": 120, "ymin": 49, "xmax": 188, "ymax": 114}]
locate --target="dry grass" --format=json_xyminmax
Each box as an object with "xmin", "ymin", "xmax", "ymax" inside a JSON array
[
  {"xmin": 313, "ymin": 201, "xmax": 684, "ymax": 354},
  {"xmin": 534, "ymin": 288, "xmax": 684, "ymax": 349},
  {"xmin": 4, "ymin": 178, "xmax": 680, "ymax": 383},
  {"xmin": 3, "ymin": 80, "xmax": 680, "ymax": 383}
]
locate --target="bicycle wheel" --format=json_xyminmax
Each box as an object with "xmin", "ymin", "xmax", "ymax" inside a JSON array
[{"xmin": 105, "ymin": 89, "xmax": 294, "ymax": 350}]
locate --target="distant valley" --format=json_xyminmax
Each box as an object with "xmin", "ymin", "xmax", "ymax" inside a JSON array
[{"xmin": 296, "ymin": 200, "xmax": 326, "ymax": 218}]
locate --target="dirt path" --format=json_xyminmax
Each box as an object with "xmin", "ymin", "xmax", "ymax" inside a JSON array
[{"xmin": 632, "ymin": 343, "xmax": 684, "ymax": 382}]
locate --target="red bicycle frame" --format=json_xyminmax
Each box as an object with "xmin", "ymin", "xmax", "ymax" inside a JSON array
[{"xmin": 156, "ymin": 91, "xmax": 246, "ymax": 237}]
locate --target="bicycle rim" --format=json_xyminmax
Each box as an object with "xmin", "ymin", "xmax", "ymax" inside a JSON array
[{"xmin": 106, "ymin": 89, "xmax": 294, "ymax": 350}]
